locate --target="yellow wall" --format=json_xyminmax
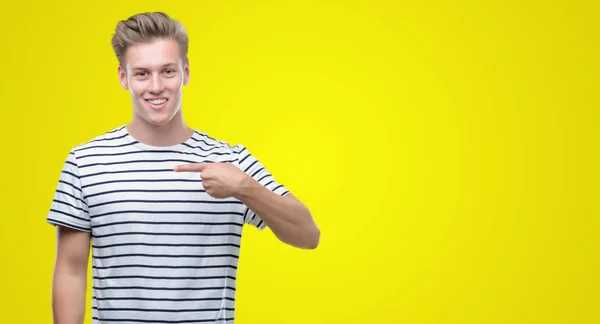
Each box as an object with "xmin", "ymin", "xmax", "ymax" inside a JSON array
[{"xmin": 1, "ymin": 1, "xmax": 598, "ymax": 323}]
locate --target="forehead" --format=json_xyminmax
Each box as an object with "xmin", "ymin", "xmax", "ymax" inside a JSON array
[{"xmin": 124, "ymin": 38, "xmax": 182, "ymax": 70}]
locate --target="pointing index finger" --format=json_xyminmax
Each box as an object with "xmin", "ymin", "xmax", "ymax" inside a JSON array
[{"xmin": 173, "ymin": 163, "xmax": 206, "ymax": 172}]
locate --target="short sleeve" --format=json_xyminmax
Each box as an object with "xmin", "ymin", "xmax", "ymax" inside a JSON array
[
  {"xmin": 46, "ymin": 149, "xmax": 91, "ymax": 232},
  {"xmin": 235, "ymin": 144, "xmax": 290, "ymax": 230}
]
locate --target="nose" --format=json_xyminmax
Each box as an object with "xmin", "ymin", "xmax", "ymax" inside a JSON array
[{"xmin": 149, "ymin": 74, "xmax": 165, "ymax": 94}]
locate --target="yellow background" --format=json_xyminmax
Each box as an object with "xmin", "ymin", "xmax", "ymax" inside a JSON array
[{"xmin": 1, "ymin": 0, "xmax": 598, "ymax": 323}]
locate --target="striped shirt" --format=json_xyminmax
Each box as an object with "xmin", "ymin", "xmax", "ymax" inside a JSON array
[{"xmin": 46, "ymin": 125, "xmax": 289, "ymax": 324}]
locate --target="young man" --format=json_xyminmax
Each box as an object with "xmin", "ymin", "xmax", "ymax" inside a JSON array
[{"xmin": 47, "ymin": 12, "xmax": 320, "ymax": 324}]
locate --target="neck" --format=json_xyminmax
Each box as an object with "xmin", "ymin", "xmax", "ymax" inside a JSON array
[{"xmin": 126, "ymin": 110, "xmax": 194, "ymax": 147}]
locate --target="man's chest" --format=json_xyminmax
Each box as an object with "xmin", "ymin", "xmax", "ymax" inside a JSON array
[{"xmin": 79, "ymin": 159, "xmax": 246, "ymax": 236}]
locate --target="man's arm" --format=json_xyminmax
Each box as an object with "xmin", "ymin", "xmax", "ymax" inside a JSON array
[
  {"xmin": 52, "ymin": 225, "xmax": 91, "ymax": 324},
  {"xmin": 236, "ymin": 180, "xmax": 320, "ymax": 249},
  {"xmin": 174, "ymin": 162, "xmax": 320, "ymax": 249}
]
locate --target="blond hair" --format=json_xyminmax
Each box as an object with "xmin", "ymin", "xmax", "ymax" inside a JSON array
[{"xmin": 111, "ymin": 12, "xmax": 189, "ymax": 67}]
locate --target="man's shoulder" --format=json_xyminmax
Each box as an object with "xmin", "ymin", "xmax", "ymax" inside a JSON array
[
  {"xmin": 190, "ymin": 130, "xmax": 245, "ymax": 153},
  {"xmin": 70, "ymin": 125, "xmax": 129, "ymax": 153}
]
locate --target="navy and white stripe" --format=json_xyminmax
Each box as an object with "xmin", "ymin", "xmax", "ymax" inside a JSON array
[{"xmin": 47, "ymin": 125, "xmax": 289, "ymax": 324}]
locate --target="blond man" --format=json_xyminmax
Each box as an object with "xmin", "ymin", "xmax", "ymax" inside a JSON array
[{"xmin": 47, "ymin": 11, "xmax": 319, "ymax": 324}]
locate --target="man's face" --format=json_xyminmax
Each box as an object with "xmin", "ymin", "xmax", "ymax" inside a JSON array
[{"xmin": 118, "ymin": 38, "xmax": 190, "ymax": 126}]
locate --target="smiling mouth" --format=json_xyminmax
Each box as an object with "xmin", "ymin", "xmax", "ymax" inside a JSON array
[{"xmin": 145, "ymin": 98, "xmax": 168, "ymax": 105}]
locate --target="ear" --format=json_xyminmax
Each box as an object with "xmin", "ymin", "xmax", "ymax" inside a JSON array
[
  {"xmin": 183, "ymin": 58, "xmax": 190, "ymax": 86},
  {"xmin": 118, "ymin": 65, "xmax": 129, "ymax": 90}
]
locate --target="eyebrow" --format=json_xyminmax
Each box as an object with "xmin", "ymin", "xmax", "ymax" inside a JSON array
[{"xmin": 131, "ymin": 63, "xmax": 178, "ymax": 70}]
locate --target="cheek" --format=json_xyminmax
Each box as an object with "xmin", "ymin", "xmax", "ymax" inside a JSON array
[
  {"xmin": 165, "ymin": 77, "xmax": 183, "ymax": 91},
  {"xmin": 129, "ymin": 82, "xmax": 147, "ymax": 98}
]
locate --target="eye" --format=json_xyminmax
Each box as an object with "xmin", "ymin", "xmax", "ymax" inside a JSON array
[
  {"xmin": 135, "ymin": 71, "xmax": 147, "ymax": 77},
  {"xmin": 164, "ymin": 69, "xmax": 176, "ymax": 75}
]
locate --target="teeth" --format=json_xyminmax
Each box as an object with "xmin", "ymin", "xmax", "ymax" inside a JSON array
[{"xmin": 148, "ymin": 99, "xmax": 167, "ymax": 105}]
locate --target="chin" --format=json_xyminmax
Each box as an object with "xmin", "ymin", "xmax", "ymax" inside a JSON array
[
  {"xmin": 147, "ymin": 115, "xmax": 173, "ymax": 126},
  {"xmin": 135, "ymin": 110, "xmax": 173, "ymax": 126},
  {"xmin": 134, "ymin": 102, "xmax": 179, "ymax": 126}
]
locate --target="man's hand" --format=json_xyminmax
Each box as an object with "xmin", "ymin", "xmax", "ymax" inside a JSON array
[
  {"xmin": 174, "ymin": 162, "xmax": 251, "ymax": 199},
  {"xmin": 176, "ymin": 162, "xmax": 320, "ymax": 249}
]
